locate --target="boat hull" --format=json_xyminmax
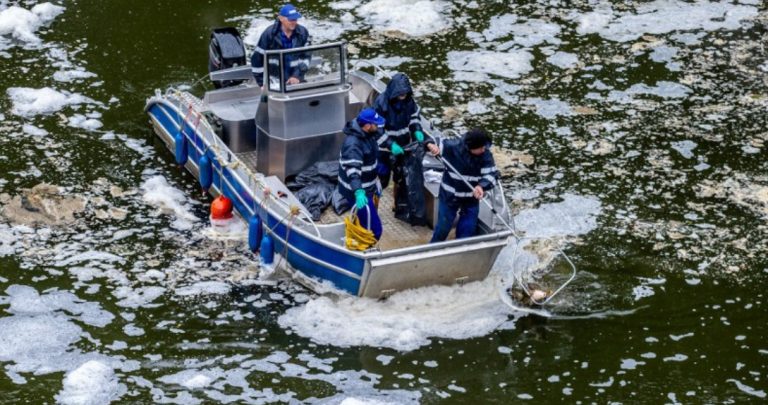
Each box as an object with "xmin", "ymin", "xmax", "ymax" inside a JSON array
[{"xmin": 146, "ymin": 86, "xmax": 511, "ymax": 298}]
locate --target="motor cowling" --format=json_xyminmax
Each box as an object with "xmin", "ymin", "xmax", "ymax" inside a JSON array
[{"xmin": 208, "ymin": 27, "xmax": 246, "ymax": 89}]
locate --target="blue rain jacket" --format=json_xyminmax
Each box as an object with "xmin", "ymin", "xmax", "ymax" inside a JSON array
[
  {"xmin": 250, "ymin": 21, "xmax": 310, "ymax": 86},
  {"xmin": 337, "ymin": 120, "xmax": 380, "ymax": 201},
  {"xmin": 373, "ymin": 73, "xmax": 433, "ymax": 150},
  {"xmin": 437, "ymin": 136, "xmax": 499, "ymax": 205}
]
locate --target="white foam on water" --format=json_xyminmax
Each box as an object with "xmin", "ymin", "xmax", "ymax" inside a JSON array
[
  {"xmin": 114, "ymin": 286, "xmax": 166, "ymax": 309},
  {"xmin": 158, "ymin": 369, "xmax": 220, "ymax": 389},
  {"xmin": 5, "ymin": 285, "xmax": 115, "ymax": 327},
  {"xmin": 570, "ymin": 1, "xmax": 758, "ymax": 43},
  {"xmin": 632, "ymin": 285, "xmax": 654, "ymax": 301},
  {"xmin": 22, "ymin": 123, "xmax": 48, "ymax": 137},
  {"xmin": 513, "ymin": 194, "xmax": 602, "ymax": 239},
  {"xmin": 7, "ymin": 87, "xmax": 98, "ymax": 117},
  {"xmin": 357, "ymin": 0, "xmax": 451, "ymax": 37},
  {"xmin": 331, "ymin": 0, "xmax": 362, "ymax": 10},
  {"xmin": 649, "ymin": 45, "xmax": 679, "ymax": 64},
  {"xmin": 340, "ymin": 399, "xmax": 394, "ymax": 405},
  {"xmin": 56, "ymin": 360, "xmax": 125, "ymax": 405},
  {"xmin": 727, "ymin": 379, "xmax": 767, "ymax": 399},
  {"xmin": 547, "ymin": 51, "xmax": 579, "ymax": 69},
  {"xmin": 302, "ymin": 19, "xmax": 351, "ymax": 43},
  {"xmin": 671, "ymin": 140, "xmax": 697, "ymax": 159},
  {"xmin": 140, "ymin": 175, "xmax": 199, "ymax": 231},
  {"xmin": 356, "ymin": 55, "xmax": 413, "ymax": 68},
  {"xmin": 203, "ymin": 217, "xmax": 247, "ymax": 241},
  {"xmin": 242, "ymin": 17, "xmax": 272, "ymax": 48},
  {"xmin": 0, "ymin": 3, "xmax": 65, "ymax": 45},
  {"xmin": 466, "ymin": 100, "xmax": 488, "ymax": 115},
  {"xmin": 670, "ymin": 32, "xmax": 705, "ymax": 45},
  {"xmin": 525, "ymin": 98, "xmax": 573, "ymax": 119},
  {"xmin": 0, "ymin": 314, "xmax": 82, "ymax": 380},
  {"xmin": 376, "ymin": 355, "xmax": 394, "ymax": 365},
  {"xmin": 446, "ymin": 50, "xmax": 534, "ymax": 80},
  {"xmin": 0, "ymin": 224, "xmax": 24, "ymax": 256},
  {"xmin": 53, "ymin": 69, "xmax": 97, "ymax": 83},
  {"xmin": 480, "ymin": 14, "xmax": 561, "ymax": 48},
  {"xmin": 174, "ymin": 281, "xmax": 232, "ymax": 297},
  {"xmin": 279, "ymin": 277, "xmax": 514, "ymax": 352},
  {"xmin": 0, "ymin": 283, "xmax": 135, "ymax": 383},
  {"xmin": 118, "ymin": 134, "xmax": 155, "ymax": 157},
  {"xmin": 54, "ymin": 249, "xmax": 125, "ymax": 267},
  {"xmin": 68, "ymin": 113, "xmax": 103, "ymax": 131},
  {"xmin": 606, "ymin": 81, "xmax": 691, "ymax": 104}
]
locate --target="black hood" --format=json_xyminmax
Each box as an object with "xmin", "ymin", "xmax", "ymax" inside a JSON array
[{"xmin": 384, "ymin": 73, "xmax": 413, "ymax": 102}]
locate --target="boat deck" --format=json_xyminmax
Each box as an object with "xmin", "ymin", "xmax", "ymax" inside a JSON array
[
  {"xmin": 319, "ymin": 188, "xmax": 435, "ymax": 251},
  {"xmin": 236, "ymin": 151, "xmax": 439, "ymax": 251}
]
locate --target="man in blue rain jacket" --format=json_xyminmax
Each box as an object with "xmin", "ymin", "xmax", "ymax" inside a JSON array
[
  {"xmin": 430, "ymin": 129, "xmax": 499, "ymax": 242},
  {"xmin": 337, "ymin": 108, "xmax": 385, "ymax": 240},
  {"xmin": 250, "ymin": 4, "xmax": 310, "ymax": 87}
]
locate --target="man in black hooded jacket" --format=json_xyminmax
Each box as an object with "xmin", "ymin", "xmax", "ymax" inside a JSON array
[
  {"xmin": 374, "ymin": 73, "xmax": 438, "ymax": 225},
  {"xmin": 430, "ymin": 129, "xmax": 499, "ymax": 242}
]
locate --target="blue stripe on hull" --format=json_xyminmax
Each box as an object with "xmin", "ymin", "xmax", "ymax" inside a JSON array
[
  {"xmin": 264, "ymin": 216, "xmax": 363, "ymax": 295},
  {"xmin": 149, "ymin": 102, "xmax": 364, "ymax": 296}
]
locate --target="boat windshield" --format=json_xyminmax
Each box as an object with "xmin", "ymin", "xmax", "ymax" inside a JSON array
[{"xmin": 265, "ymin": 42, "xmax": 346, "ymax": 93}]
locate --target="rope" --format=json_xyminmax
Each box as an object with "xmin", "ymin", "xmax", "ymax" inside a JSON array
[{"xmin": 344, "ymin": 206, "xmax": 377, "ymax": 251}]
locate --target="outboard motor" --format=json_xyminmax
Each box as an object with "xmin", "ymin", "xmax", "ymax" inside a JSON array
[{"xmin": 208, "ymin": 27, "xmax": 247, "ymax": 88}]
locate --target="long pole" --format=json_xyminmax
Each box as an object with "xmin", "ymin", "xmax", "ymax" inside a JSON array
[{"xmin": 434, "ymin": 153, "xmax": 577, "ymax": 306}]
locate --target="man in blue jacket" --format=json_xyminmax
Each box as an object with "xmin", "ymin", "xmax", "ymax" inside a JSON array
[
  {"xmin": 337, "ymin": 108, "xmax": 385, "ymax": 240},
  {"xmin": 430, "ymin": 129, "xmax": 499, "ymax": 243},
  {"xmin": 251, "ymin": 4, "xmax": 310, "ymax": 87}
]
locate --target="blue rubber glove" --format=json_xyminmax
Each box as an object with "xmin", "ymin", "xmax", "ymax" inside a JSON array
[
  {"xmin": 414, "ymin": 130, "xmax": 424, "ymax": 142},
  {"xmin": 391, "ymin": 143, "xmax": 404, "ymax": 156},
  {"xmin": 354, "ymin": 189, "xmax": 368, "ymax": 210}
]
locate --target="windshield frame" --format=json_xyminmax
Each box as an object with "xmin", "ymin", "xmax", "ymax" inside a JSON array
[{"xmin": 263, "ymin": 41, "xmax": 347, "ymax": 94}]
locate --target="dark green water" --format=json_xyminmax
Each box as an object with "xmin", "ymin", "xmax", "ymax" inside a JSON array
[{"xmin": 1, "ymin": 0, "xmax": 767, "ymax": 403}]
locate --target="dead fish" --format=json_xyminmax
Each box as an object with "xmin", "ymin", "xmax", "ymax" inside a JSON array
[
  {"xmin": 508, "ymin": 283, "xmax": 552, "ymax": 306},
  {"xmin": 20, "ymin": 195, "xmax": 40, "ymax": 212}
]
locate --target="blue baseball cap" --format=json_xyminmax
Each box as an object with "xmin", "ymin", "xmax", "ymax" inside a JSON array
[
  {"xmin": 279, "ymin": 4, "xmax": 301, "ymax": 20},
  {"xmin": 357, "ymin": 108, "xmax": 385, "ymax": 126}
]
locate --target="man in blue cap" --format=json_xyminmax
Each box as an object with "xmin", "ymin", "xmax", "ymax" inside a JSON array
[
  {"xmin": 337, "ymin": 108, "xmax": 385, "ymax": 241},
  {"xmin": 251, "ymin": 4, "xmax": 310, "ymax": 87}
]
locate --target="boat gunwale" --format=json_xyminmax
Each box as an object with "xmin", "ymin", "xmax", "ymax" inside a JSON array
[{"xmin": 145, "ymin": 92, "xmax": 513, "ymax": 259}]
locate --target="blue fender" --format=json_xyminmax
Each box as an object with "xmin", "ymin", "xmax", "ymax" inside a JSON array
[
  {"xmin": 260, "ymin": 234, "xmax": 274, "ymax": 265},
  {"xmin": 248, "ymin": 215, "xmax": 263, "ymax": 252},
  {"xmin": 174, "ymin": 128, "xmax": 188, "ymax": 165},
  {"xmin": 199, "ymin": 153, "xmax": 213, "ymax": 191}
]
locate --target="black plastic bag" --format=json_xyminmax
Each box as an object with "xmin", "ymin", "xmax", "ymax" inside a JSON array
[
  {"xmin": 332, "ymin": 187, "xmax": 350, "ymax": 215},
  {"xmin": 289, "ymin": 161, "xmax": 339, "ymax": 190},
  {"xmin": 393, "ymin": 142, "xmax": 427, "ymax": 226},
  {"xmin": 295, "ymin": 182, "xmax": 335, "ymax": 221}
]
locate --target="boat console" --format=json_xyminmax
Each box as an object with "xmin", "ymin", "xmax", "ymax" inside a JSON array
[{"xmin": 205, "ymin": 41, "xmax": 352, "ymax": 181}]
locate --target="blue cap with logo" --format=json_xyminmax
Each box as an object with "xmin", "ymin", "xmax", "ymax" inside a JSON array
[
  {"xmin": 357, "ymin": 108, "xmax": 385, "ymax": 126},
  {"xmin": 279, "ymin": 4, "xmax": 302, "ymax": 20}
]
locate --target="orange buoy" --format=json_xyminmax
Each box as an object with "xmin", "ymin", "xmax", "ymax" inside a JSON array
[{"xmin": 210, "ymin": 195, "xmax": 233, "ymax": 220}]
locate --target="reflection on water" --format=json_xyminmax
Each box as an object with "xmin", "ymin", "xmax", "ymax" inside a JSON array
[{"xmin": 0, "ymin": 0, "xmax": 767, "ymax": 403}]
